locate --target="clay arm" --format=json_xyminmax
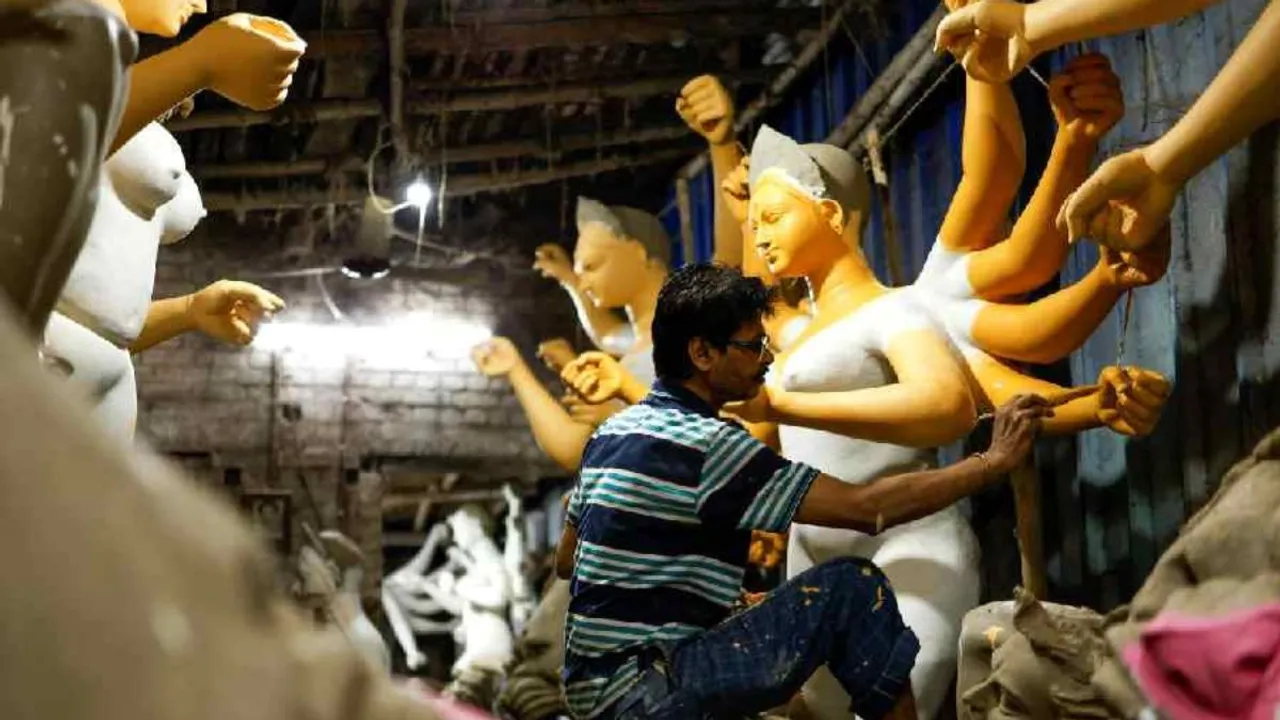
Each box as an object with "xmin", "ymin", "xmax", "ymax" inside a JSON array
[
  {"xmin": 1143, "ymin": 0, "xmax": 1280, "ymax": 190},
  {"xmin": 966, "ymin": 128, "xmax": 1095, "ymax": 299},
  {"xmin": 507, "ymin": 360, "xmax": 595, "ymax": 471},
  {"xmin": 971, "ymin": 357, "xmax": 1103, "ymax": 435},
  {"xmin": 936, "ymin": 0, "xmax": 1222, "ymax": 82},
  {"xmin": 502, "ymin": 486, "xmax": 528, "ymax": 589},
  {"xmin": 400, "ymin": 523, "xmax": 452, "ymax": 577},
  {"xmin": 128, "ymin": 296, "xmax": 195, "ymax": 354},
  {"xmin": 969, "ymin": 263, "xmax": 1121, "ymax": 364},
  {"xmin": 113, "ymin": 46, "xmax": 207, "ymax": 154},
  {"xmin": 380, "ymin": 586, "xmax": 430, "ymax": 668},
  {"xmin": 1022, "ymin": 0, "xmax": 1223, "ymax": 55},
  {"xmin": 676, "ymin": 75, "xmax": 744, "ymax": 266},
  {"xmin": 767, "ymin": 329, "xmax": 978, "ymax": 447},
  {"xmin": 130, "ymin": 281, "xmax": 284, "ymax": 354},
  {"xmin": 937, "ymin": 71, "xmax": 1026, "ymax": 252},
  {"xmin": 710, "ymin": 143, "xmax": 746, "ymax": 267}
]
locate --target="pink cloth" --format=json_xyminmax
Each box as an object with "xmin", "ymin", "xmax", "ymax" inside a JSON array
[
  {"xmin": 1123, "ymin": 603, "xmax": 1280, "ymax": 720},
  {"xmin": 397, "ymin": 679, "xmax": 498, "ymax": 720}
]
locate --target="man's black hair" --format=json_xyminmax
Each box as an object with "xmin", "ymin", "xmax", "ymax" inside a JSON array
[{"xmin": 652, "ymin": 264, "xmax": 776, "ymax": 382}]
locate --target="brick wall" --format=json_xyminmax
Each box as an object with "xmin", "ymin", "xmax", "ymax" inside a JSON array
[{"xmin": 137, "ymin": 236, "xmax": 580, "ymax": 595}]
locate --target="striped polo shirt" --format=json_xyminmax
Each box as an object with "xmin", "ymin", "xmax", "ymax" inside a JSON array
[{"xmin": 562, "ymin": 380, "xmax": 820, "ymax": 718}]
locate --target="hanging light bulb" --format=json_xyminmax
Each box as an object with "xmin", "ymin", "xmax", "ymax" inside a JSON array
[{"xmin": 405, "ymin": 177, "xmax": 433, "ymax": 208}]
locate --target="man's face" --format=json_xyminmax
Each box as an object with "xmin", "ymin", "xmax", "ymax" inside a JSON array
[{"xmin": 703, "ymin": 320, "xmax": 774, "ymax": 403}]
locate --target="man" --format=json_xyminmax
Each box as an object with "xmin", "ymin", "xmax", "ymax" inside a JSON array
[{"xmin": 555, "ymin": 264, "xmax": 1050, "ymax": 720}]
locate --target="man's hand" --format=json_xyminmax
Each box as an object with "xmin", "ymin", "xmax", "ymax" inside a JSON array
[
  {"xmin": 1095, "ymin": 366, "xmax": 1170, "ymax": 436},
  {"xmin": 1057, "ymin": 148, "xmax": 1182, "ymax": 253},
  {"xmin": 985, "ymin": 394, "xmax": 1052, "ymax": 472},
  {"xmin": 720, "ymin": 155, "xmax": 751, "ymax": 226},
  {"xmin": 561, "ymin": 351, "xmax": 625, "ymax": 404},
  {"xmin": 935, "ymin": 0, "xmax": 1036, "ymax": 84},
  {"xmin": 1098, "ymin": 224, "xmax": 1171, "ymax": 289},
  {"xmin": 676, "ymin": 75, "xmax": 736, "ymax": 146},
  {"xmin": 471, "ymin": 337, "xmax": 522, "ymax": 377},
  {"xmin": 1050, "ymin": 53, "xmax": 1124, "ymax": 144},
  {"xmin": 532, "ymin": 243, "xmax": 577, "ymax": 286},
  {"xmin": 187, "ymin": 280, "xmax": 284, "ymax": 345},
  {"xmin": 536, "ymin": 337, "xmax": 577, "ymax": 373},
  {"xmin": 190, "ymin": 14, "xmax": 306, "ymax": 111}
]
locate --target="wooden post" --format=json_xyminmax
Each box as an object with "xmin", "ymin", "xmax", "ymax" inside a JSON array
[
  {"xmin": 675, "ymin": 177, "xmax": 697, "ymax": 266},
  {"xmin": 865, "ymin": 129, "xmax": 906, "ymax": 287},
  {"xmin": 1010, "ymin": 459, "xmax": 1048, "ymax": 599}
]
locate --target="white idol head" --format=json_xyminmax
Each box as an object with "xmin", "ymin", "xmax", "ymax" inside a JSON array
[
  {"xmin": 446, "ymin": 505, "xmax": 492, "ymax": 551},
  {"xmin": 107, "ymin": 123, "xmax": 186, "ymax": 220},
  {"xmin": 159, "ymin": 170, "xmax": 206, "ymax": 245}
]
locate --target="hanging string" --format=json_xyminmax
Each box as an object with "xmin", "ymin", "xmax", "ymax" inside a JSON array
[{"xmin": 880, "ymin": 60, "xmax": 958, "ymax": 145}]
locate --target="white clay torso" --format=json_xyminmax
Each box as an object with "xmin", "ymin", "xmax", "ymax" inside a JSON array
[
  {"xmin": 619, "ymin": 344, "xmax": 656, "ymax": 387},
  {"xmin": 773, "ymin": 289, "xmax": 981, "ymax": 720},
  {"xmin": 910, "ymin": 240, "xmax": 986, "ymax": 358},
  {"xmin": 57, "ymin": 122, "xmax": 204, "ymax": 346}
]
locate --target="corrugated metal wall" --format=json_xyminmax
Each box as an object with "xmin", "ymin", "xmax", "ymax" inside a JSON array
[{"xmin": 665, "ymin": 0, "xmax": 1280, "ymax": 610}]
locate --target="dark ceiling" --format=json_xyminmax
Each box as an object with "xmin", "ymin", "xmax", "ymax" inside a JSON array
[{"xmin": 143, "ymin": 0, "xmax": 880, "ymax": 277}]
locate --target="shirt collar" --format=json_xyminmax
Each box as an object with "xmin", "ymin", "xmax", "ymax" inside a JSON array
[{"xmin": 649, "ymin": 379, "xmax": 719, "ymax": 419}]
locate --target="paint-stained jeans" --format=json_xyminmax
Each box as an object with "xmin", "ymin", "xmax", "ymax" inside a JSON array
[{"xmin": 595, "ymin": 557, "xmax": 920, "ymax": 720}]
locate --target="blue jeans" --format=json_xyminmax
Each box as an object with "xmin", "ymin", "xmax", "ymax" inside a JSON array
[{"xmin": 597, "ymin": 557, "xmax": 920, "ymax": 720}]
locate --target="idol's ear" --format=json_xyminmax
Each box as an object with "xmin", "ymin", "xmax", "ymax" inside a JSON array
[{"xmin": 816, "ymin": 198, "xmax": 846, "ymax": 237}]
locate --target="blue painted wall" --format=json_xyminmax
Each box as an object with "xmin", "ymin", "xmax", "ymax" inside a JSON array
[{"xmin": 666, "ymin": 0, "xmax": 1280, "ymax": 609}]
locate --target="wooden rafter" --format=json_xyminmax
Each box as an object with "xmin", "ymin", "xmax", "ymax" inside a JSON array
[
  {"xmin": 169, "ymin": 71, "xmax": 768, "ymax": 132},
  {"xmin": 302, "ymin": 9, "xmax": 818, "ymax": 57},
  {"xmin": 201, "ymin": 147, "xmax": 693, "ymax": 211},
  {"xmin": 191, "ymin": 125, "xmax": 692, "ymax": 180}
]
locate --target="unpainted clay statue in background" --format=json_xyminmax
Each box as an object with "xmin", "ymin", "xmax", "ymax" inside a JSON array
[
  {"xmin": 296, "ymin": 529, "xmax": 392, "ymax": 672},
  {"xmin": 440, "ymin": 506, "xmax": 515, "ymax": 709},
  {"xmin": 0, "ymin": 0, "xmax": 134, "ymax": 338},
  {"xmin": 502, "ymin": 484, "xmax": 537, "ymax": 637},
  {"xmin": 382, "ymin": 521, "xmax": 465, "ymax": 672},
  {"xmin": 42, "ymin": 120, "xmax": 283, "ymax": 439},
  {"xmin": 475, "ymin": 198, "xmax": 670, "ymax": 472}
]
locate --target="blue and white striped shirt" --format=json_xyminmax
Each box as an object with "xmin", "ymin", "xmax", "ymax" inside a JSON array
[{"xmin": 562, "ymin": 380, "xmax": 820, "ymax": 718}]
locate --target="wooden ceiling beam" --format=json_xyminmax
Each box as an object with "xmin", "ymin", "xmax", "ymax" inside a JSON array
[
  {"xmin": 191, "ymin": 125, "xmax": 691, "ymax": 179},
  {"xmin": 168, "ymin": 70, "xmax": 768, "ymax": 132},
  {"xmin": 302, "ymin": 9, "xmax": 818, "ymax": 57},
  {"xmin": 447, "ymin": 0, "xmax": 773, "ymax": 26},
  {"xmin": 200, "ymin": 147, "xmax": 693, "ymax": 211}
]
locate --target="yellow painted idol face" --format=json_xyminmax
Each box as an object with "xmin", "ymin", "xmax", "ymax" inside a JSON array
[
  {"xmin": 125, "ymin": 0, "xmax": 207, "ymax": 36},
  {"xmin": 749, "ymin": 172, "xmax": 841, "ymax": 278},
  {"xmin": 573, "ymin": 222, "xmax": 649, "ymax": 309}
]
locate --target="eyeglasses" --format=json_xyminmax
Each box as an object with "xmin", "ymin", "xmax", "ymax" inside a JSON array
[{"xmin": 725, "ymin": 337, "xmax": 776, "ymax": 361}]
